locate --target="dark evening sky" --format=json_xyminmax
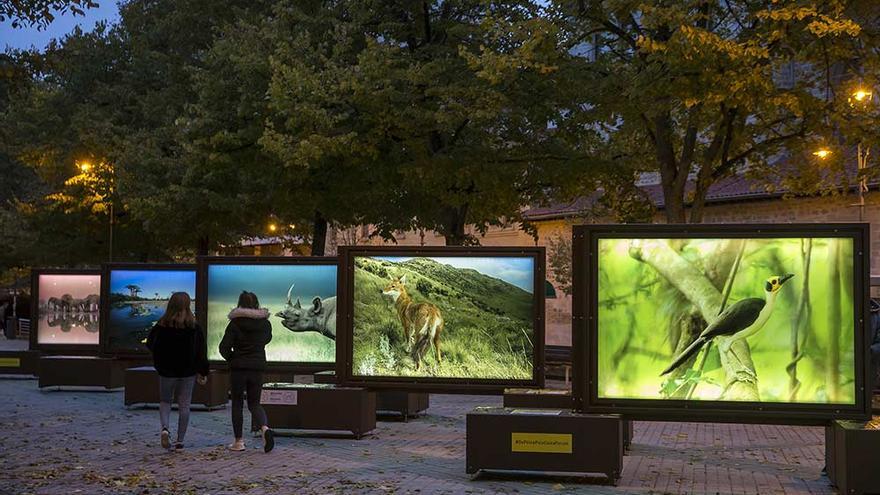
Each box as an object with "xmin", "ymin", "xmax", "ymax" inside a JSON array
[{"xmin": 0, "ymin": 2, "xmax": 119, "ymax": 51}]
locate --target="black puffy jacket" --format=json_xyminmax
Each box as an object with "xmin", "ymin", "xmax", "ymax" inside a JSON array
[
  {"xmin": 146, "ymin": 324, "xmax": 209, "ymax": 378},
  {"xmin": 219, "ymin": 308, "xmax": 273, "ymax": 371}
]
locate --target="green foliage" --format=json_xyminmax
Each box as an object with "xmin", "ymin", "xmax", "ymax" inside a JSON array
[
  {"xmin": 472, "ymin": 1, "xmax": 879, "ymax": 223},
  {"xmin": 546, "ymin": 233, "xmax": 572, "ymax": 295},
  {"xmin": 352, "ymin": 257, "xmax": 534, "ymax": 379},
  {"xmin": 0, "ymin": 0, "xmax": 98, "ymax": 29}
]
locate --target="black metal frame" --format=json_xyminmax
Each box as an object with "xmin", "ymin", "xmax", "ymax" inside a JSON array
[
  {"xmin": 572, "ymin": 223, "xmax": 871, "ymax": 425},
  {"xmin": 30, "ymin": 268, "xmax": 102, "ymax": 354},
  {"xmin": 99, "ymin": 263, "xmax": 197, "ymax": 358},
  {"xmin": 336, "ymin": 245, "xmax": 546, "ymax": 393},
  {"xmin": 196, "ymin": 256, "xmax": 337, "ymax": 373}
]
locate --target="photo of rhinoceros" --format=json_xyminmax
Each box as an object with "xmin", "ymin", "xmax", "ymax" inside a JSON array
[{"xmin": 205, "ymin": 263, "xmax": 337, "ymax": 363}]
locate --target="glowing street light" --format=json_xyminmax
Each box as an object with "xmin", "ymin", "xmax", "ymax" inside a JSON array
[
  {"xmin": 268, "ymin": 223, "xmax": 278, "ymax": 233},
  {"xmin": 78, "ymin": 160, "xmax": 92, "ymax": 173},
  {"xmin": 852, "ymin": 89, "xmax": 872, "ymax": 102},
  {"xmin": 812, "ymin": 149, "xmax": 832, "ymax": 159}
]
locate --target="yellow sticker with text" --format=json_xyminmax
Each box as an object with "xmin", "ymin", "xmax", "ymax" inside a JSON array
[
  {"xmin": 0, "ymin": 358, "xmax": 21, "ymax": 368},
  {"xmin": 511, "ymin": 433, "xmax": 572, "ymax": 454}
]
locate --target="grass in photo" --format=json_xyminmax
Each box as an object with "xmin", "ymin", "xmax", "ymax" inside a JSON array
[{"xmin": 352, "ymin": 256, "xmax": 536, "ymax": 380}]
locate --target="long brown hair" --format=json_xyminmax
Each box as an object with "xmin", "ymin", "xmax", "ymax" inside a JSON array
[
  {"xmin": 157, "ymin": 292, "xmax": 195, "ymax": 329},
  {"xmin": 237, "ymin": 291, "xmax": 260, "ymax": 309}
]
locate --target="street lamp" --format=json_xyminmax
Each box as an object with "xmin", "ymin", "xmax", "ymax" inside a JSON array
[
  {"xmin": 268, "ymin": 223, "xmax": 278, "ymax": 233},
  {"xmin": 813, "ymin": 149, "xmax": 832, "ymax": 159},
  {"xmin": 850, "ymin": 88, "xmax": 872, "ymax": 105}
]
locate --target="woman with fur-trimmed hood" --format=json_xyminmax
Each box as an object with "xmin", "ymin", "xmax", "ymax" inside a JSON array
[{"xmin": 219, "ymin": 291, "xmax": 275, "ymax": 453}]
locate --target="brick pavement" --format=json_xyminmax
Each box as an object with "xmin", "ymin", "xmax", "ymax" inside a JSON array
[{"xmin": 0, "ymin": 378, "xmax": 835, "ymax": 495}]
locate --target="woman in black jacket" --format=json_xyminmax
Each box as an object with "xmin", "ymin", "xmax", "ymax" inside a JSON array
[
  {"xmin": 145, "ymin": 292, "xmax": 208, "ymax": 450},
  {"xmin": 219, "ymin": 291, "xmax": 275, "ymax": 452}
]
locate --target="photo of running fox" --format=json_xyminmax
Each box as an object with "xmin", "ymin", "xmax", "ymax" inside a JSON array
[{"xmin": 352, "ymin": 255, "xmax": 536, "ymax": 379}]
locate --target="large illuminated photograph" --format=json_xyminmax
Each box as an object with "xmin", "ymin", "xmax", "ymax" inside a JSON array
[
  {"xmin": 36, "ymin": 273, "xmax": 101, "ymax": 346},
  {"xmin": 205, "ymin": 263, "xmax": 336, "ymax": 363},
  {"xmin": 596, "ymin": 236, "xmax": 856, "ymax": 406},
  {"xmin": 106, "ymin": 268, "xmax": 196, "ymax": 353},
  {"xmin": 351, "ymin": 255, "xmax": 537, "ymax": 380}
]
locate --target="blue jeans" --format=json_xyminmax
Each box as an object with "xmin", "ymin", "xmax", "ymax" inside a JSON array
[{"xmin": 158, "ymin": 375, "xmax": 196, "ymax": 442}]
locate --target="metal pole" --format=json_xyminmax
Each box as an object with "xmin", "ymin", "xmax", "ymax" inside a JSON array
[
  {"xmin": 858, "ymin": 143, "xmax": 871, "ymax": 222},
  {"xmin": 109, "ymin": 202, "xmax": 114, "ymax": 262}
]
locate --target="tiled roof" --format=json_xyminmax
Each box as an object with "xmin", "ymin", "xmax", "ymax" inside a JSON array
[{"xmin": 523, "ymin": 156, "xmax": 875, "ymax": 221}]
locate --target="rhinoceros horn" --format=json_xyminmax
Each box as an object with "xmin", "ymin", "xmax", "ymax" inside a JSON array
[{"xmin": 286, "ymin": 283, "xmax": 295, "ymax": 306}]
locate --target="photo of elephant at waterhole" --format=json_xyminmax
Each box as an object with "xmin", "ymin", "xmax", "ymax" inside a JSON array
[
  {"xmin": 352, "ymin": 256, "xmax": 536, "ymax": 379},
  {"xmin": 36, "ymin": 274, "xmax": 102, "ymax": 345},
  {"xmin": 205, "ymin": 264, "xmax": 337, "ymax": 363}
]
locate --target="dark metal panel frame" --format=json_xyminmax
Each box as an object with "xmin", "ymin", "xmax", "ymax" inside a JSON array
[
  {"xmin": 336, "ymin": 245, "xmax": 546, "ymax": 394},
  {"xmin": 572, "ymin": 223, "xmax": 871, "ymax": 425},
  {"xmin": 196, "ymin": 256, "xmax": 337, "ymax": 373},
  {"xmin": 99, "ymin": 263, "xmax": 196, "ymax": 358},
  {"xmin": 30, "ymin": 268, "xmax": 102, "ymax": 354}
]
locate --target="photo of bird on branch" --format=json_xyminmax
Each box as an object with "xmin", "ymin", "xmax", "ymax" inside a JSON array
[{"xmin": 597, "ymin": 237, "xmax": 856, "ymax": 405}]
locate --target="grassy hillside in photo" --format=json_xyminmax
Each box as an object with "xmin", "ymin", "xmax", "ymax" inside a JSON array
[{"xmin": 352, "ymin": 256, "xmax": 535, "ymax": 379}]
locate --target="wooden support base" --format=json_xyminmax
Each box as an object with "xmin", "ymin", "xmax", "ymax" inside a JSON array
[
  {"xmin": 503, "ymin": 388, "xmax": 573, "ymax": 410},
  {"xmin": 38, "ymin": 356, "xmax": 125, "ymax": 390},
  {"xmin": 502, "ymin": 388, "xmax": 634, "ymax": 451},
  {"xmin": 124, "ymin": 366, "xmax": 229, "ymax": 408},
  {"xmin": 313, "ymin": 371, "xmax": 429, "ymax": 421},
  {"xmin": 313, "ymin": 370, "xmax": 336, "ymax": 384},
  {"xmin": 826, "ymin": 419, "xmax": 880, "ymax": 495},
  {"xmin": 376, "ymin": 391, "xmax": 429, "ymax": 421},
  {"xmin": 466, "ymin": 407, "xmax": 622, "ymax": 483},
  {"xmin": 0, "ymin": 350, "xmax": 40, "ymax": 376},
  {"xmin": 262, "ymin": 383, "xmax": 376, "ymax": 439}
]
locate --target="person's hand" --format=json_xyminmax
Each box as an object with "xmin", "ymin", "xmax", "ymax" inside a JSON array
[{"xmin": 197, "ymin": 375, "xmax": 207, "ymax": 386}]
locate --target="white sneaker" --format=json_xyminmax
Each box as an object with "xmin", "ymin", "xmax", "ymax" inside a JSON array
[
  {"xmin": 161, "ymin": 429, "xmax": 171, "ymax": 449},
  {"xmin": 228, "ymin": 439, "xmax": 246, "ymax": 451}
]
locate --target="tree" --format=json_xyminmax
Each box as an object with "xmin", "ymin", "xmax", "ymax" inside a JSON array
[
  {"xmin": 182, "ymin": 1, "xmax": 345, "ymax": 256},
  {"xmin": 259, "ymin": 0, "xmax": 580, "ymax": 246},
  {"xmin": 475, "ymin": 1, "xmax": 871, "ymax": 223},
  {"xmin": 109, "ymin": 0, "xmax": 279, "ymax": 255},
  {"xmin": 0, "ymin": 0, "xmax": 98, "ymax": 29},
  {"xmin": 0, "ymin": 27, "xmax": 168, "ymax": 266}
]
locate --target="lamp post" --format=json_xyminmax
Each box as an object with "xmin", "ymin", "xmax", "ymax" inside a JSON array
[
  {"xmin": 849, "ymin": 88, "xmax": 873, "ymax": 221},
  {"xmin": 78, "ymin": 160, "xmax": 114, "ymax": 261}
]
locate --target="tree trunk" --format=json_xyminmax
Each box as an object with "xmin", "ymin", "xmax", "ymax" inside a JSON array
[
  {"xmin": 662, "ymin": 188, "xmax": 687, "ymax": 224},
  {"xmin": 311, "ymin": 211, "xmax": 328, "ymax": 256},
  {"xmin": 442, "ymin": 205, "xmax": 469, "ymax": 246},
  {"xmin": 197, "ymin": 235, "xmax": 210, "ymax": 256},
  {"xmin": 629, "ymin": 239, "xmax": 759, "ymax": 400},
  {"xmin": 826, "ymin": 239, "xmax": 842, "ymax": 402}
]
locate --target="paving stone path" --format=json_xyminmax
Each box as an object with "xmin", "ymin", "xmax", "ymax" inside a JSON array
[{"xmin": 0, "ymin": 378, "xmax": 834, "ymax": 494}]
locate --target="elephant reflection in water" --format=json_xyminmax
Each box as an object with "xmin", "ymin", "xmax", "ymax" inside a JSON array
[{"xmin": 46, "ymin": 312, "xmax": 99, "ymax": 333}]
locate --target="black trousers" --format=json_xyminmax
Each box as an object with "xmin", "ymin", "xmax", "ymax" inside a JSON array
[{"xmin": 230, "ymin": 369, "xmax": 267, "ymax": 438}]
